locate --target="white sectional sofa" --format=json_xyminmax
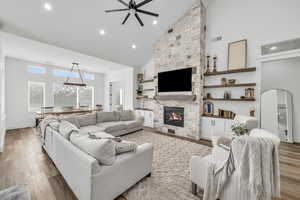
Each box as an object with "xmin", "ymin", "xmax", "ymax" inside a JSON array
[{"xmin": 42, "ymin": 110, "xmax": 153, "ymax": 200}]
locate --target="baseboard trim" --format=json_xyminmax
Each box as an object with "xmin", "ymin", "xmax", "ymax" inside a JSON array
[{"xmin": 144, "ymin": 127, "xmax": 212, "ymax": 147}]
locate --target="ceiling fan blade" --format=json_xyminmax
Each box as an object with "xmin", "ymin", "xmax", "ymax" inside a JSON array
[
  {"xmin": 105, "ymin": 8, "xmax": 130, "ymax": 13},
  {"xmin": 136, "ymin": 0, "xmax": 153, "ymax": 8},
  {"xmin": 118, "ymin": 0, "xmax": 129, "ymax": 7},
  {"xmin": 135, "ymin": 13, "xmax": 144, "ymax": 26},
  {"xmin": 122, "ymin": 13, "xmax": 131, "ymax": 25},
  {"xmin": 136, "ymin": 9, "xmax": 159, "ymax": 17}
]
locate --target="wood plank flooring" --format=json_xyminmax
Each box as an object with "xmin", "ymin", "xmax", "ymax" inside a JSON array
[{"xmin": 0, "ymin": 128, "xmax": 300, "ymax": 200}]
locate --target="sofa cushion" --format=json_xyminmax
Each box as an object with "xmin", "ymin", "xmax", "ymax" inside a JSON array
[
  {"xmin": 79, "ymin": 125, "xmax": 105, "ymax": 135},
  {"xmin": 119, "ymin": 110, "xmax": 135, "ymax": 121},
  {"xmin": 97, "ymin": 121, "xmax": 127, "ymax": 133},
  {"xmin": 60, "ymin": 115, "xmax": 80, "ymax": 129},
  {"xmin": 70, "ymin": 133, "xmax": 116, "ymax": 166},
  {"xmin": 122, "ymin": 120, "xmax": 143, "ymax": 130},
  {"xmin": 59, "ymin": 120, "xmax": 79, "ymax": 140},
  {"xmin": 77, "ymin": 113, "xmax": 97, "ymax": 127},
  {"xmin": 97, "ymin": 112, "xmax": 118, "ymax": 123}
]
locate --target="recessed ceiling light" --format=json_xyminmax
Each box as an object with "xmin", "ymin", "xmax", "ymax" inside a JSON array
[
  {"xmin": 132, "ymin": 44, "xmax": 137, "ymax": 49},
  {"xmin": 44, "ymin": 2, "xmax": 52, "ymax": 11},
  {"xmin": 99, "ymin": 29, "xmax": 105, "ymax": 35},
  {"xmin": 270, "ymin": 46, "xmax": 278, "ymax": 50},
  {"xmin": 153, "ymin": 20, "xmax": 158, "ymax": 25}
]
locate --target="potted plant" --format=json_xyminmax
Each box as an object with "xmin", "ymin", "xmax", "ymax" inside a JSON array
[{"xmin": 231, "ymin": 122, "xmax": 248, "ymax": 136}]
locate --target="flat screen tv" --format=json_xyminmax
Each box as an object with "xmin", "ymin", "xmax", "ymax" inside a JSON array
[{"xmin": 158, "ymin": 68, "xmax": 192, "ymax": 92}]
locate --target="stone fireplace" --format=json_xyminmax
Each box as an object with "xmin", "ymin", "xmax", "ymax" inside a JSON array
[
  {"xmin": 151, "ymin": 1, "xmax": 206, "ymax": 140},
  {"xmin": 164, "ymin": 107, "xmax": 184, "ymax": 127}
]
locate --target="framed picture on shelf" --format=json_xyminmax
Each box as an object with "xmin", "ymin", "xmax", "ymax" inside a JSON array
[{"xmin": 228, "ymin": 39, "xmax": 247, "ymax": 70}]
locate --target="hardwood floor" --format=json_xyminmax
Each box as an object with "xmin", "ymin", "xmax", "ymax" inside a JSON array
[{"xmin": 0, "ymin": 128, "xmax": 300, "ymax": 200}]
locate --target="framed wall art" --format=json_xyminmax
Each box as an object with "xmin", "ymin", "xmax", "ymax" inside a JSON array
[{"xmin": 228, "ymin": 39, "xmax": 247, "ymax": 70}]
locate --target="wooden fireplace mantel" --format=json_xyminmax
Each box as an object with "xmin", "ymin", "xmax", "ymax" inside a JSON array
[{"xmin": 154, "ymin": 95, "xmax": 197, "ymax": 102}]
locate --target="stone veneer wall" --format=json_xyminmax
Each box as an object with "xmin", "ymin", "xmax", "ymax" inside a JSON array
[{"xmin": 152, "ymin": 0, "xmax": 206, "ymax": 140}]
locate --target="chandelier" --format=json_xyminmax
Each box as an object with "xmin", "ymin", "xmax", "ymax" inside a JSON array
[{"xmin": 64, "ymin": 62, "xmax": 87, "ymax": 87}]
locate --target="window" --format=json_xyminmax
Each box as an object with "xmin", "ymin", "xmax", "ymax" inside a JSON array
[
  {"xmin": 53, "ymin": 84, "xmax": 94, "ymax": 108},
  {"xmin": 28, "ymin": 82, "xmax": 45, "ymax": 112},
  {"xmin": 52, "ymin": 69, "xmax": 95, "ymax": 80},
  {"xmin": 53, "ymin": 84, "xmax": 77, "ymax": 108},
  {"xmin": 28, "ymin": 66, "xmax": 46, "ymax": 74},
  {"xmin": 78, "ymin": 86, "xmax": 94, "ymax": 107}
]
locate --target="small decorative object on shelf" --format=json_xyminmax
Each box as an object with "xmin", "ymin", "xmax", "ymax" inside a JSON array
[
  {"xmin": 213, "ymin": 55, "xmax": 217, "ymax": 72},
  {"xmin": 96, "ymin": 104, "xmax": 103, "ymax": 110},
  {"xmin": 245, "ymin": 88, "xmax": 255, "ymax": 99},
  {"xmin": 228, "ymin": 79, "xmax": 236, "ymax": 84},
  {"xmin": 203, "ymin": 101, "xmax": 214, "ymax": 116},
  {"xmin": 231, "ymin": 122, "xmax": 248, "ymax": 136},
  {"xmin": 137, "ymin": 73, "xmax": 144, "ymax": 83},
  {"xmin": 206, "ymin": 93, "xmax": 212, "ymax": 99},
  {"xmin": 137, "ymin": 85, "xmax": 143, "ymax": 96},
  {"xmin": 221, "ymin": 78, "xmax": 227, "ymax": 85},
  {"xmin": 218, "ymin": 109, "xmax": 236, "ymax": 119},
  {"xmin": 206, "ymin": 55, "xmax": 211, "ymax": 73},
  {"xmin": 224, "ymin": 91, "xmax": 231, "ymax": 99},
  {"xmin": 250, "ymin": 106, "xmax": 255, "ymax": 117}
]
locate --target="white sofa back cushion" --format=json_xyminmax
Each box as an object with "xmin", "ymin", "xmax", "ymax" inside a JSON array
[
  {"xmin": 77, "ymin": 113, "xmax": 97, "ymax": 127},
  {"xmin": 97, "ymin": 112, "xmax": 119, "ymax": 123},
  {"xmin": 71, "ymin": 133, "xmax": 116, "ymax": 166},
  {"xmin": 119, "ymin": 110, "xmax": 135, "ymax": 121},
  {"xmin": 60, "ymin": 115, "xmax": 80, "ymax": 129}
]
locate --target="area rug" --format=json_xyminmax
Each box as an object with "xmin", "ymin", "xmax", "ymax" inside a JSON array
[
  {"xmin": 0, "ymin": 185, "xmax": 31, "ymax": 200},
  {"xmin": 117, "ymin": 131, "xmax": 211, "ymax": 200}
]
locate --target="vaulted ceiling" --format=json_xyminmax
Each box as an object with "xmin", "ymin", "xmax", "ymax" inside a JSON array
[{"xmin": 0, "ymin": 0, "xmax": 199, "ymax": 67}]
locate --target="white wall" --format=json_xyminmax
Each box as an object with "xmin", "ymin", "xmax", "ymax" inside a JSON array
[
  {"xmin": 261, "ymin": 57, "xmax": 300, "ymax": 142},
  {"xmin": 205, "ymin": 0, "xmax": 300, "ymax": 117},
  {"xmin": 5, "ymin": 57, "xmax": 105, "ymax": 130},
  {"xmin": 0, "ymin": 33, "xmax": 6, "ymax": 152},
  {"xmin": 104, "ymin": 68, "xmax": 135, "ymax": 111}
]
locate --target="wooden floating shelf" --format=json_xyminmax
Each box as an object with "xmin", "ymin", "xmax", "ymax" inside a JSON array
[
  {"xmin": 203, "ymin": 98, "xmax": 256, "ymax": 102},
  {"xmin": 143, "ymin": 89, "xmax": 155, "ymax": 91},
  {"xmin": 204, "ymin": 67, "xmax": 256, "ymax": 76},
  {"xmin": 202, "ymin": 114, "xmax": 234, "ymax": 120},
  {"xmin": 204, "ymin": 83, "xmax": 256, "ymax": 88},
  {"xmin": 140, "ymin": 79, "xmax": 154, "ymax": 83},
  {"xmin": 136, "ymin": 96, "xmax": 154, "ymax": 100}
]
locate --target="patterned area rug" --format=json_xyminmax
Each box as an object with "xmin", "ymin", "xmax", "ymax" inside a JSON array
[{"xmin": 117, "ymin": 131, "xmax": 211, "ymax": 200}]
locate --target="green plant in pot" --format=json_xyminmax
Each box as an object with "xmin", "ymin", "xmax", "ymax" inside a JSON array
[{"xmin": 231, "ymin": 122, "xmax": 248, "ymax": 136}]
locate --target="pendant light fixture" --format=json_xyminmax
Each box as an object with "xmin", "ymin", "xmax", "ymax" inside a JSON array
[{"xmin": 64, "ymin": 62, "xmax": 87, "ymax": 87}]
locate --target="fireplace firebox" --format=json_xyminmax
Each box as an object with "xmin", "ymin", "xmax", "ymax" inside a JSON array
[{"xmin": 164, "ymin": 107, "xmax": 184, "ymax": 127}]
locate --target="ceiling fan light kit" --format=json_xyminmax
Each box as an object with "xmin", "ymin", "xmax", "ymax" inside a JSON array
[{"xmin": 105, "ymin": 0, "xmax": 159, "ymax": 27}]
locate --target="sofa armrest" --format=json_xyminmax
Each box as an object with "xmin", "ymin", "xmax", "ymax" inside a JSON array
[
  {"xmin": 91, "ymin": 143, "xmax": 153, "ymax": 200},
  {"xmin": 190, "ymin": 155, "xmax": 211, "ymax": 189}
]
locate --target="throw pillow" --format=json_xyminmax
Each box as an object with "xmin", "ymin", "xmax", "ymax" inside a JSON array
[
  {"xmin": 59, "ymin": 120, "xmax": 79, "ymax": 140},
  {"xmin": 71, "ymin": 135, "xmax": 116, "ymax": 165},
  {"xmin": 114, "ymin": 141, "xmax": 138, "ymax": 155}
]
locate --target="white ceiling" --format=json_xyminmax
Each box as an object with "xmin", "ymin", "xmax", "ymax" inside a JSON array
[{"xmin": 0, "ymin": 0, "xmax": 199, "ymax": 68}]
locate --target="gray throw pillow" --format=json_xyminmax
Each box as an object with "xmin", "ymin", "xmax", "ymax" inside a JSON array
[
  {"xmin": 59, "ymin": 120, "xmax": 79, "ymax": 140},
  {"xmin": 114, "ymin": 141, "xmax": 137, "ymax": 154},
  {"xmin": 77, "ymin": 113, "xmax": 97, "ymax": 127},
  {"xmin": 60, "ymin": 116, "xmax": 80, "ymax": 129},
  {"xmin": 119, "ymin": 110, "xmax": 135, "ymax": 121},
  {"xmin": 97, "ymin": 112, "xmax": 118, "ymax": 123},
  {"xmin": 71, "ymin": 135, "xmax": 116, "ymax": 165}
]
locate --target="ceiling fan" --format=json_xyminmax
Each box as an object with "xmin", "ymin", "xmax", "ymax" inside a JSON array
[{"xmin": 105, "ymin": 0, "xmax": 159, "ymax": 27}]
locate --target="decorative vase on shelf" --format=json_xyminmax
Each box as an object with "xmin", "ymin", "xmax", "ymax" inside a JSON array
[{"xmin": 213, "ymin": 55, "xmax": 217, "ymax": 72}]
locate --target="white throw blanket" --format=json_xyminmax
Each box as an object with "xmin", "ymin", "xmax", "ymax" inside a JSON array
[
  {"xmin": 39, "ymin": 115, "xmax": 59, "ymax": 143},
  {"xmin": 204, "ymin": 136, "xmax": 280, "ymax": 200}
]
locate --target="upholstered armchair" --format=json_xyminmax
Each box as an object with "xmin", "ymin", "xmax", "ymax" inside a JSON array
[{"xmin": 190, "ymin": 127, "xmax": 280, "ymax": 200}]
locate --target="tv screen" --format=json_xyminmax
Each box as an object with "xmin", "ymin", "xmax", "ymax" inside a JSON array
[{"xmin": 158, "ymin": 68, "xmax": 192, "ymax": 92}]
